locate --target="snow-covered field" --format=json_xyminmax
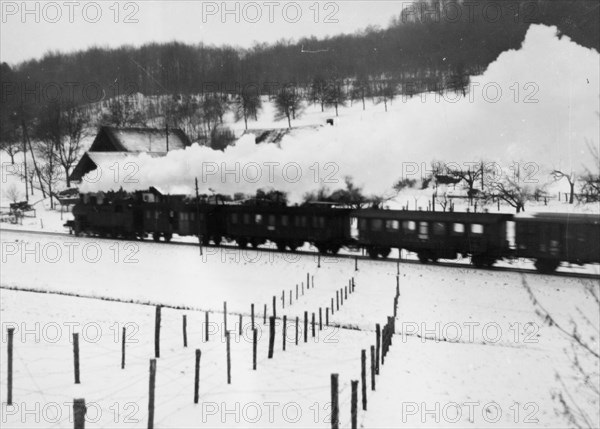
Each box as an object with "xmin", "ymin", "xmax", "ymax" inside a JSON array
[{"xmin": 1, "ymin": 229, "xmax": 598, "ymax": 428}]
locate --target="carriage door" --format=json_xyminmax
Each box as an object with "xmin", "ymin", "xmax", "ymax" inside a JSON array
[{"xmin": 540, "ymin": 223, "xmax": 560, "ymax": 256}]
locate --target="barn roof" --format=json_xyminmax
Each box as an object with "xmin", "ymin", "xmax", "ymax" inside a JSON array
[
  {"xmin": 90, "ymin": 126, "xmax": 191, "ymax": 153},
  {"xmin": 69, "ymin": 151, "xmax": 165, "ymax": 182}
]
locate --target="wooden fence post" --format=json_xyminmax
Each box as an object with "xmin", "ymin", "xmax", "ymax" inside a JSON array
[
  {"xmin": 252, "ymin": 328, "xmax": 257, "ymax": 370},
  {"xmin": 283, "ymin": 315, "xmax": 287, "ymax": 351},
  {"xmin": 361, "ymin": 349, "xmax": 367, "ymax": 410},
  {"xmin": 304, "ymin": 311, "xmax": 308, "ymax": 343},
  {"xmin": 154, "ymin": 306, "xmax": 161, "ymax": 358},
  {"xmin": 183, "ymin": 315, "xmax": 188, "ymax": 347},
  {"xmin": 263, "ymin": 304, "xmax": 267, "ymax": 325},
  {"xmin": 370, "ymin": 345, "xmax": 376, "ymax": 391},
  {"xmin": 148, "ymin": 359, "xmax": 156, "ymax": 429},
  {"xmin": 73, "ymin": 398, "xmax": 86, "ymax": 429},
  {"xmin": 319, "ymin": 308, "xmax": 322, "ymax": 330},
  {"xmin": 295, "ymin": 317, "xmax": 299, "ymax": 346},
  {"xmin": 351, "ymin": 381, "xmax": 358, "ymax": 429},
  {"xmin": 331, "ymin": 297, "xmax": 335, "ymax": 315},
  {"xmin": 205, "ymin": 311, "xmax": 209, "ymax": 342},
  {"xmin": 226, "ymin": 331, "xmax": 231, "ymax": 384},
  {"xmin": 326, "ymin": 308, "xmax": 329, "ymax": 326},
  {"xmin": 268, "ymin": 317, "xmax": 275, "ymax": 359},
  {"xmin": 194, "ymin": 349, "xmax": 201, "ymax": 404},
  {"xmin": 290, "ymin": 290, "xmax": 292, "ymax": 306},
  {"xmin": 272, "ymin": 296, "xmax": 276, "ymax": 319},
  {"xmin": 282, "ymin": 290, "xmax": 285, "ymax": 309},
  {"xmin": 355, "ymin": 256, "xmax": 358, "ymax": 271},
  {"xmin": 121, "ymin": 326, "xmax": 126, "ymax": 369},
  {"xmin": 251, "ymin": 304, "xmax": 255, "ymax": 330},
  {"xmin": 340, "ymin": 288, "xmax": 344, "ymax": 306},
  {"xmin": 307, "ymin": 272, "xmax": 310, "ymax": 289},
  {"xmin": 7, "ymin": 328, "xmax": 13, "ymax": 405},
  {"xmin": 223, "ymin": 301, "xmax": 228, "ymax": 333},
  {"xmin": 336, "ymin": 291, "xmax": 339, "ymax": 311},
  {"xmin": 311, "ymin": 313, "xmax": 316, "ymax": 338},
  {"xmin": 73, "ymin": 333, "xmax": 80, "ymax": 384},
  {"xmin": 239, "ymin": 314, "xmax": 243, "ymax": 337},
  {"xmin": 331, "ymin": 374, "xmax": 339, "ymax": 429},
  {"xmin": 296, "ymin": 284, "xmax": 298, "ymax": 300},
  {"xmin": 375, "ymin": 324, "xmax": 381, "ymax": 375}
]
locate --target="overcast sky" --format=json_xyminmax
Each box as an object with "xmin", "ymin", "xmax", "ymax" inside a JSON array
[{"xmin": 1, "ymin": 1, "xmax": 407, "ymax": 65}]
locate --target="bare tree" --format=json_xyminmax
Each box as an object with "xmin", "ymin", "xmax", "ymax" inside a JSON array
[
  {"xmin": 36, "ymin": 101, "xmax": 89, "ymax": 188},
  {"xmin": 0, "ymin": 111, "xmax": 22, "ymax": 164},
  {"xmin": 551, "ymin": 169, "xmax": 576, "ymax": 204},
  {"xmin": 3, "ymin": 183, "xmax": 21, "ymax": 203},
  {"xmin": 235, "ymin": 86, "xmax": 262, "ymax": 130},
  {"xmin": 521, "ymin": 277, "xmax": 599, "ymax": 428},
  {"xmin": 485, "ymin": 176, "xmax": 532, "ymax": 213},
  {"xmin": 448, "ymin": 164, "xmax": 483, "ymax": 205},
  {"xmin": 580, "ymin": 140, "xmax": 600, "ymax": 203},
  {"xmin": 274, "ymin": 86, "xmax": 303, "ymax": 129}
]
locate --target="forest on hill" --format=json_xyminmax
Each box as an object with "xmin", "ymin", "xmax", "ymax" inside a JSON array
[{"xmin": 1, "ymin": 0, "xmax": 597, "ymax": 113}]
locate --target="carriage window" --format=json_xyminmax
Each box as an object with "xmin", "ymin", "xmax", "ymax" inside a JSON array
[
  {"xmin": 453, "ymin": 223, "xmax": 465, "ymax": 234},
  {"xmin": 243, "ymin": 214, "xmax": 251, "ymax": 225},
  {"xmin": 403, "ymin": 220, "xmax": 416, "ymax": 232},
  {"xmin": 191, "ymin": 213, "xmax": 195, "ymax": 221},
  {"xmin": 371, "ymin": 219, "xmax": 383, "ymax": 231},
  {"xmin": 255, "ymin": 214, "xmax": 263, "ymax": 224},
  {"xmin": 359, "ymin": 218, "xmax": 368, "ymax": 230},
  {"xmin": 146, "ymin": 211, "xmax": 152, "ymax": 219},
  {"xmin": 419, "ymin": 222, "xmax": 429, "ymax": 235},
  {"xmin": 231, "ymin": 213, "xmax": 238, "ymax": 224},
  {"xmin": 295, "ymin": 216, "xmax": 307, "ymax": 227},
  {"xmin": 199, "ymin": 213, "xmax": 205, "ymax": 222},
  {"xmin": 312, "ymin": 216, "xmax": 326, "ymax": 228},
  {"xmin": 155, "ymin": 211, "xmax": 160, "ymax": 219},
  {"xmin": 268, "ymin": 215, "xmax": 276, "ymax": 226},
  {"xmin": 433, "ymin": 222, "xmax": 445, "ymax": 235},
  {"xmin": 471, "ymin": 224, "xmax": 484, "ymax": 234},
  {"xmin": 385, "ymin": 220, "xmax": 400, "ymax": 230},
  {"xmin": 281, "ymin": 215, "xmax": 289, "ymax": 226}
]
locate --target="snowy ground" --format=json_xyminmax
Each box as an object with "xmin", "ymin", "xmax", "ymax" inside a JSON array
[{"xmin": 1, "ymin": 229, "xmax": 598, "ymax": 428}]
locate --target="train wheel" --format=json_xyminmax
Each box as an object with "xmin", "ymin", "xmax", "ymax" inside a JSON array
[
  {"xmin": 276, "ymin": 242, "xmax": 286, "ymax": 251},
  {"xmin": 367, "ymin": 248, "xmax": 379, "ymax": 259},
  {"xmin": 164, "ymin": 233, "xmax": 172, "ymax": 243},
  {"xmin": 417, "ymin": 252, "xmax": 429, "ymax": 263},
  {"xmin": 534, "ymin": 259, "xmax": 559, "ymax": 274},
  {"xmin": 471, "ymin": 255, "xmax": 494, "ymax": 268},
  {"xmin": 237, "ymin": 238, "xmax": 248, "ymax": 248},
  {"xmin": 378, "ymin": 248, "xmax": 391, "ymax": 258},
  {"xmin": 153, "ymin": 232, "xmax": 160, "ymax": 242},
  {"xmin": 328, "ymin": 245, "xmax": 341, "ymax": 255},
  {"xmin": 212, "ymin": 236, "xmax": 222, "ymax": 246}
]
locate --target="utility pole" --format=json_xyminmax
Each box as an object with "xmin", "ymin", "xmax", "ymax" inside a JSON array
[
  {"xmin": 166, "ymin": 123, "xmax": 169, "ymax": 152},
  {"xmin": 195, "ymin": 177, "xmax": 202, "ymax": 256}
]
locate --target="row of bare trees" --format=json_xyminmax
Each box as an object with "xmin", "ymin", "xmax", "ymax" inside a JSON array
[
  {"xmin": 1, "ymin": 101, "xmax": 90, "ymax": 207},
  {"xmin": 393, "ymin": 153, "xmax": 600, "ymax": 213}
]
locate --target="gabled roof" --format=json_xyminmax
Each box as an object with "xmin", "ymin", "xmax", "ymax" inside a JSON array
[
  {"xmin": 69, "ymin": 151, "xmax": 165, "ymax": 182},
  {"xmin": 90, "ymin": 126, "xmax": 191, "ymax": 153}
]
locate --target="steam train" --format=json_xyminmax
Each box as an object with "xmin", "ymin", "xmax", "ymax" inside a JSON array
[{"xmin": 66, "ymin": 188, "xmax": 600, "ymax": 274}]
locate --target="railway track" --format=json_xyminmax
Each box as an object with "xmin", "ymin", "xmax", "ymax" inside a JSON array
[{"xmin": 2, "ymin": 227, "xmax": 599, "ymax": 280}]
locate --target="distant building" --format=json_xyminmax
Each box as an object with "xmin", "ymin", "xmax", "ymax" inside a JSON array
[{"xmin": 70, "ymin": 126, "xmax": 191, "ymax": 182}]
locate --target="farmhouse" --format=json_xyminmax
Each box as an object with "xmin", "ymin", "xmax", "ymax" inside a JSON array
[{"xmin": 70, "ymin": 126, "xmax": 191, "ymax": 182}]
